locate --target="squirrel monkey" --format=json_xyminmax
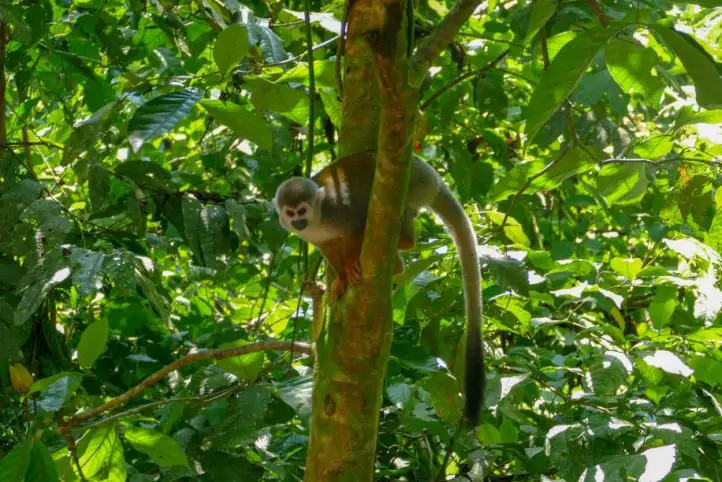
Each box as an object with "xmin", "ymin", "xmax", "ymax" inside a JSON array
[{"xmin": 273, "ymin": 150, "xmax": 484, "ymax": 424}]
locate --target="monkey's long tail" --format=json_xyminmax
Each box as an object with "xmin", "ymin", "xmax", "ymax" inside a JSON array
[{"xmin": 431, "ymin": 186, "xmax": 484, "ymax": 426}]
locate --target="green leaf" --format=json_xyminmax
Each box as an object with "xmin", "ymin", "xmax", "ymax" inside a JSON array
[
  {"xmin": 198, "ymin": 100, "xmax": 273, "ymax": 151},
  {"xmin": 88, "ymin": 166, "xmax": 110, "ymax": 211},
  {"xmin": 690, "ymin": 355, "xmax": 722, "ymax": 386},
  {"xmin": 127, "ymin": 89, "xmax": 202, "ymax": 152},
  {"xmin": 486, "ymin": 212, "xmax": 531, "ymax": 247},
  {"xmin": 319, "ymin": 89, "xmax": 342, "ymax": 129},
  {"xmin": 14, "ymin": 251, "xmax": 71, "ymax": 326},
  {"xmin": 25, "ymin": 441, "xmax": 60, "ymax": 482},
  {"xmin": 421, "ymin": 373, "xmax": 463, "ymax": 425},
  {"xmin": 213, "ymin": 23, "xmax": 249, "ymax": 76},
  {"xmin": 77, "ymin": 427, "xmax": 116, "ymax": 478},
  {"xmin": 524, "ymin": 0, "xmax": 556, "ymax": 43},
  {"xmin": 477, "ymin": 423, "xmax": 502, "ymax": 444},
  {"xmin": 37, "ymin": 374, "xmax": 83, "ymax": 413},
  {"xmin": 705, "ymin": 208, "xmax": 722, "ymax": 254},
  {"xmin": 484, "ymin": 253, "xmax": 529, "ymax": 296},
  {"xmin": 0, "ymin": 439, "xmax": 32, "ymax": 482},
  {"xmin": 605, "ymin": 38, "xmax": 664, "ymax": 101},
  {"xmin": 107, "ymin": 434, "xmax": 127, "ymax": 482},
  {"xmin": 277, "ymin": 60, "xmax": 338, "ymax": 89},
  {"xmin": 70, "ymin": 248, "xmax": 105, "ymax": 297},
  {"xmin": 216, "ymin": 339, "xmax": 264, "ymax": 382},
  {"xmin": 634, "ymin": 135, "xmax": 673, "ymax": 158},
  {"xmin": 499, "ymin": 417, "xmax": 520, "ymax": 443},
  {"xmin": 29, "ymin": 372, "xmax": 82, "ymax": 395},
  {"xmin": 77, "ymin": 319, "xmax": 109, "ymax": 368},
  {"xmin": 199, "ymin": 205, "xmax": 231, "ymax": 270},
  {"xmin": 246, "ymin": 77, "xmax": 310, "ymax": 124},
  {"xmin": 649, "ymin": 25, "xmax": 722, "ymax": 109},
  {"xmin": 649, "ymin": 285, "xmax": 677, "ymax": 329},
  {"xmin": 525, "ymin": 26, "xmax": 616, "ymax": 142},
  {"xmin": 124, "ymin": 427, "xmax": 189, "ymax": 469},
  {"xmin": 490, "ymin": 147, "xmax": 595, "ymax": 203},
  {"xmin": 596, "ymin": 163, "xmax": 648, "ymax": 205},
  {"xmin": 610, "ymin": 257, "xmax": 643, "ymax": 280}
]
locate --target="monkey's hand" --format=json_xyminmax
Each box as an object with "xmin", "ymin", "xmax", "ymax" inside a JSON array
[{"xmin": 345, "ymin": 258, "xmax": 362, "ymax": 285}]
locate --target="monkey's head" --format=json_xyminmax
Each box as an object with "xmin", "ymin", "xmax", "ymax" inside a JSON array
[{"xmin": 273, "ymin": 177, "xmax": 323, "ymax": 235}]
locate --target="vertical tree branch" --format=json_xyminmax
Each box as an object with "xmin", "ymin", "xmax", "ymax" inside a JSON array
[
  {"xmin": 0, "ymin": 23, "xmax": 8, "ymax": 147},
  {"xmin": 585, "ymin": 0, "xmax": 609, "ymax": 27}
]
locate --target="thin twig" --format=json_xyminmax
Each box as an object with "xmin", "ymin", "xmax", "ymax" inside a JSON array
[
  {"xmin": 57, "ymin": 341, "xmax": 312, "ymax": 434},
  {"xmin": 499, "ymin": 150, "xmax": 567, "ymax": 232},
  {"xmin": 585, "ymin": 0, "xmax": 610, "ymax": 27},
  {"xmin": 410, "ymin": 0, "xmax": 484, "ymax": 84},
  {"xmin": 420, "ymin": 48, "xmax": 510, "ymax": 110}
]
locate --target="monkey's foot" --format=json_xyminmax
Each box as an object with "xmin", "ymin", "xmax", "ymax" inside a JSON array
[
  {"xmin": 330, "ymin": 275, "xmax": 347, "ymax": 301},
  {"xmin": 346, "ymin": 260, "xmax": 362, "ymax": 285}
]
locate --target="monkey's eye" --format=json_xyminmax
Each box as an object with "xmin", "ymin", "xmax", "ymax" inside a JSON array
[
  {"xmin": 285, "ymin": 210, "xmax": 295, "ymax": 218},
  {"xmin": 297, "ymin": 207, "xmax": 307, "ymax": 216}
]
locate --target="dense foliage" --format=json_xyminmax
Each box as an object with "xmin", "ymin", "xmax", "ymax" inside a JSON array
[{"xmin": 1, "ymin": 0, "xmax": 722, "ymax": 480}]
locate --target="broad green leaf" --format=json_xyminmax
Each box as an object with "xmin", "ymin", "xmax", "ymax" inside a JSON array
[
  {"xmin": 690, "ymin": 355, "xmax": 722, "ymax": 386},
  {"xmin": 213, "ymin": 23, "xmax": 249, "ymax": 76},
  {"xmin": 30, "ymin": 372, "xmax": 82, "ymax": 395},
  {"xmin": 676, "ymin": 107, "xmax": 722, "ymax": 127},
  {"xmin": 37, "ymin": 374, "xmax": 83, "ymax": 412},
  {"xmin": 25, "ymin": 441, "xmax": 59, "ymax": 482},
  {"xmin": 705, "ymin": 208, "xmax": 722, "ymax": 254},
  {"xmin": 199, "ymin": 204, "xmax": 231, "ymax": 270},
  {"xmin": 485, "ymin": 254, "xmax": 529, "ymax": 296},
  {"xmin": 588, "ymin": 354, "xmax": 628, "ymax": 395},
  {"xmin": 546, "ymin": 31, "xmax": 578, "ymax": 62},
  {"xmin": 634, "ymin": 135, "xmax": 674, "ymax": 158},
  {"xmin": 610, "ymin": 257, "xmax": 643, "ymax": 280},
  {"xmin": 127, "ymin": 89, "xmax": 202, "ymax": 152},
  {"xmin": 596, "ymin": 163, "xmax": 648, "ymax": 205},
  {"xmin": 387, "ymin": 382, "xmax": 413, "ymax": 406},
  {"xmin": 478, "ymin": 423, "xmax": 502, "ymax": 444},
  {"xmin": 277, "ymin": 60, "xmax": 338, "ymax": 89},
  {"xmin": 216, "ymin": 339, "xmax": 264, "ymax": 382},
  {"xmin": 275, "ymin": 376, "xmax": 314, "ymax": 419},
  {"xmin": 524, "ymin": 0, "xmax": 556, "ymax": 43},
  {"xmin": 486, "ymin": 212, "xmax": 531, "ymax": 247},
  {"xmin": 649, "ymin": 25, "xmax": 722, "ymax": 109},
  {"xmin": 248, "ymin": 23, "xmax": 290, "ymax": 63},
  {"xmin": 649, "ymin": 285, "xmax": 677, "ymax": 328},
  {"xmin": 320, "ymin": 89, "xmax": 342, "ymax": 128},
  {"xmin": 107, "ymin": 434, "xmax": 127, "ymax": 482},
  {"xmin": 489, "ymin": 147, "xmax": 596, "ymax": 203},
  {"xmin": 499, "ymin": 417, "xmax": 520, "ymax": 443},
  {"xmin": 421, "ymin": 373, "xmax": 463, "ymax": 425},
  {"xmin": 199, "ymin": 100, "xmax": 273, "ymax": 151},
  {"xmin": 525, "ymin": 26, "xmax": 616, "ymax": 142},
  {"xmin": 605, "ymin": 38, "xmax": 663, "ymax": 101},
  {"xmin": 78, "ymin": 427, "xmax": 116, "ymax": 478},
  {"xmin": 88, "ymin": 166, "xmax": 110, "ymax": 211},
  {"xmin": 124, "ymin": 427, "xmax": 189, "ymax": 469},
  {"xmin": 77, "ymin": 319, "xmax": 109, "ymax": 368},
  {"xmin": 70, "ymin": 248, "xmax": 105, "ymax": 297},
  {"xmin": 14, "ymin": 251, "xmax": 71, "ymax": 326},
  {"xmin": 246, "ymin": 77, "xmax": 310, "ymax": 124},
  {"xmin": 0, "ymin": 439, "xmax": 32, "ymax": 482}
]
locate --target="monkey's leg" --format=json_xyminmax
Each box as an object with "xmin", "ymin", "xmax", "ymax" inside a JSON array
[
  {"xmin": 398, "ymin": 211, "xmax": 416, "ymax": 251},
  {"xmin": 318, "ymin": 239, "xmax": 349, "ymax": 300},
  {"xmin": 342, "ymin": 235, "xmax": 364, "ymax": 285}
]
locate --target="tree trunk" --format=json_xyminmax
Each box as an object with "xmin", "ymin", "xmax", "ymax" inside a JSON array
[{"xmin": 304, "ymin": 0, "xmax": 481, "ymax": 477}]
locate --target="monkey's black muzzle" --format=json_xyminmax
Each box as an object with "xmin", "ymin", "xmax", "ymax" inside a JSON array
[{"xmin": 291, "ymin": 219, "xmax": 308, "ymax": 230}]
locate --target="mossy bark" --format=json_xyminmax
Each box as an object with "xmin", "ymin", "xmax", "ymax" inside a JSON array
[{"xmin": 304, "ymin": 0, "xmax": 480, "ymax": 477}]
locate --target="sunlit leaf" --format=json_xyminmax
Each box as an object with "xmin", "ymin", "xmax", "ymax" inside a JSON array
[
  {"xmin": 127, "ymin": 90, "xmax": 202, "ymax": 152},
  {"xmin": 77, "ymin": 318, "xmax": 109, "ymax": 368},
  {"xmin": 124, "ymin": 427, "xmax": 189, "ymax": 469},
  {"xmin": 525, "ymin": 26, "xmax": 616, "ymax": 142},
  {"xmin": 198, "ymin": 100, "xmax": 273, "ymax": 150},
  {"xmin": 213, "ymin": 23, "xmax": 249, "ymax": 76}
]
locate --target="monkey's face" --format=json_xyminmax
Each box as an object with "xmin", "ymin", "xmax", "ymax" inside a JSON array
[
  {"xmin": 279, "ymin": 201, "xmax": 314, "ymax": 233},
  {"xmin": 274, "ymin": 178, "xmax": 323, "ymax": 237}
]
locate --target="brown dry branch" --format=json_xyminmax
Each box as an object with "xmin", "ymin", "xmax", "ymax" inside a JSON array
[{"xmin": 57, "ymin": 341, "xmax": 312, "ymax": 434}]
